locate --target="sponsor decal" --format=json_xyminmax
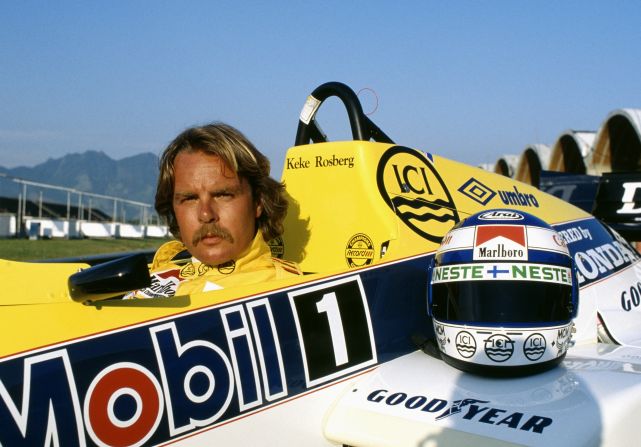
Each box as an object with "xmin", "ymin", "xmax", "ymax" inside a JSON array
[
  {"xmin": 455, "ymin": 331, "xmax": 476, "ymax": 358},
  {"xmin": 435, "ymin": 398, "xmax": 490, "ymax": 420},
  {"xmin": 436, "ymin": 227, "xmax": 474, "ymax": 253},
  {"xmin": 180, "ymin": 263, "xmax": 197, "ymax": 278},
  {"xmin": 180, "ymin": 262, "xmax": 212, "ymax": 278},
  {"xmin": 345, "ymin": 233, "xmax": 375, "ymax": 268},
  {"xmin": 440, "ymin": 233, "xmax": 453, "ymax": 247},
  {"xmin": 285, "ymin": 154, "xmax": 354, "ymax": 170},
  {"xmin": 473, "ymin": 225, "xmax": 527, "ymax": 261},
  {"xmin": 621, "ymin": 282, "xmax": 641, "ymax": 312},
  {"xmin": 498, "ymin": 186, "xmax": 540, "ymax": 208},
  {"xmin": 458, "ymin": 180, "xmax": 540, "ymax": 208},
  {"xmin": 556, "ymin": 326, "xmax": 572, "ymax": 356},
  {"xmin": 288, "ymin": 276, "xmax": 377, "ymax": 387},
  {"xmin": 556, "ymin": 222, "xmax": 641, "ymax": 286},
  {"xmin": 617, "ymin": 182, "xmax": 641, "ymax": 215},
  {"xmin": 366, "ymin": 389, "xmax": 553, "ymax": 434},
  {"xmin": 573, "ymin": 242, "xmax": 638, "ymax": 285},
  {"xmin": 132, "ymin": 269, "xmax": 182, "ymax": 298},
  {"xmin": 526, "ymin": 227, "xmax": 569, "ymax": 255},
  {"xmin": 435, "ymin": 322, "xmax": 572, "ymax": 367},
  {"xmin": 484, "ymin": 334, "xmax": 515, "ymax": 362},
  {"xmin": 377, "ymin": 146, "xmax": 459, "ymax": 243},
  {"xmin": 267, "ymin": 236, "xmax": 284, "ymax": 258},
  {"xmin": 198, "ymin": 263, "xmax": 212, "ymax": 275},
  {"xmin": 475, "ymin": 243, "xmax": 526, "ymax": 260},
  {"xmin": 458, "ymin": 178, "xmax": 497, "ymax": 205},
  {"xmin": 478, "ymin": 210, "xmax": 524, "ymax": 221},
  {"xmin": 0, "ymin": 275, "xmax": 378, "ymax": 446},
  {"xmin": 432, "ymin": 263, "xmax": 572, "ymax": 285},
  {"xmin": 434, "ymin": 323, "xmax": 447, "ymax": 351},
  {"xmin": 217, "ymin": 260, "xmax": 235, "ymax": 275},
  {"xmin": 440, "ymin": 225, "xmax": 568, "ymax": 259},
  {"xmin": 553, "ymin": 234, "xmax": 566, "ymax": 249},
  {"xmin": 523, "ymin": 333, "xmax": 546, "ymax": 361},
  {"xmin": 557, "ymin": 226, "xmax": 593, "ymax": 244},
  {"xmin": 299, "ymin": 95, "xmax": 321, "ymax": 125}
]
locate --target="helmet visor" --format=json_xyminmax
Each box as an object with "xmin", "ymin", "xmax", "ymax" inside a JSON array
[{"xmin": 431, "ymin": 279, "xmax": 573, "ymax": 324}]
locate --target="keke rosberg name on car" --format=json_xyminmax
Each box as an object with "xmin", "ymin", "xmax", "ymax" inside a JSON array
[{"xmin": 286, "ymin": 154, "xmax": 355, "ymax": 169}]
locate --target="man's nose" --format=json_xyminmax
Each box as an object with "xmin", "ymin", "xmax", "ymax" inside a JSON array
[{"xmin": 198, "ymin": 198, "xmax": 218, "ymax": 223}]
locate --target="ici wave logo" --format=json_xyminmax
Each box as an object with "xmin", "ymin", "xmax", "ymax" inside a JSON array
[{"xmin": 377, "ymin": 146, "xmax": 459, "ymax": 243}]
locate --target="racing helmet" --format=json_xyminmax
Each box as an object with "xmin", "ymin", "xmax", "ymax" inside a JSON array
[{"xmin": 427, "ymin": 209, "xmax": 578, "ymax": 376}]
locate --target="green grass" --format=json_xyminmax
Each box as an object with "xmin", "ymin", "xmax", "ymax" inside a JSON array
[{"xmin": 0, "ymin": 238, "xmax": 168, "ymax": 261}]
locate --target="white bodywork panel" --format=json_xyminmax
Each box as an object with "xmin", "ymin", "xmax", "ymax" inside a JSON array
[{"xmin": 324, "ymin": 345, "xmax": 641, "ymax": 446}]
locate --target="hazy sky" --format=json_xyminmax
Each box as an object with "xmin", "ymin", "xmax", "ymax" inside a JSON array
[{"xmin": 1, "ymin": 1, "xmax": 640, "ymax": 177}]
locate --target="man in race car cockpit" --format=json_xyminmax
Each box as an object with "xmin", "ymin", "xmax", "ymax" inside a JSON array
[{"xmin": 125, "ymin": 122, "xmax": 301, "ymax": 298}]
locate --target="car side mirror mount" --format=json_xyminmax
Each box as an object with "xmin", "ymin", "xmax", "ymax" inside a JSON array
[{"xmin": 68, "ymin": 253, "xmax": 151, "ymax": 303}]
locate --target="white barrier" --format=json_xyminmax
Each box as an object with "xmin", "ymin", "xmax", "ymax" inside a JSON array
[
  {"xmin": 0, "ymin": 214, "xmax": 16, "ymax": 237},
  {"xmin": 9, "ymin": 216, "xmax": 167, "ymax": 239},
  {"xmin": 25, "ymin": 218, "xmax": 80, "ymax": 238},
  {"xmin": 79, "ymin": 221, "xmax": 117, "ymax": 238},
  {"xmin": 145, "ymin": 225, "xmax": 169, "ymax": 238},
  {"xmin": 116, "ymin": 224, "xmax": 145, "ymax": 239}
]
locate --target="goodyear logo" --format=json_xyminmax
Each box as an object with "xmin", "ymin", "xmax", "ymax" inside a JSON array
[
  {"xmin": 377, "ymin": 146, "xmax": 459, "ymax": 243},
  {"xmin": 365, "ymin": 389, "xmax": 553, "ymax": 434},
  {"xmin": 345, "ymin": 233, "xmax": 375, "ymax": 268}
]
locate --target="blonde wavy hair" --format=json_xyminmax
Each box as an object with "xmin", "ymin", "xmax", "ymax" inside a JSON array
[{"xmin": 155, "ymin": 123, "xmax": 287, "ymax": 241}]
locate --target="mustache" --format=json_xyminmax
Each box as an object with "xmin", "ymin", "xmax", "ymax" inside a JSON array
[{"xmin": 192, "ymin": 223, "xmax": 234, "ymax": 246}]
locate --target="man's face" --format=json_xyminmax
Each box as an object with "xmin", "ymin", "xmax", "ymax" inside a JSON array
[{"xmin": 172, "ymin": 150, "xmax": 262, "ymax": 265}]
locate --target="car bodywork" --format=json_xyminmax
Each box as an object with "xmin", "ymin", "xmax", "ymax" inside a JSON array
[{"xmin": 2, "ymin": 82, "xmax": 641, "ymax": 446}]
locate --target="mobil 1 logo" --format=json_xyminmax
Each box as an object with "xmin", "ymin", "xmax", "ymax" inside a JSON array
[{"xmin": 289, "ymin": 276, "xmax": 377, "ymax": 387}]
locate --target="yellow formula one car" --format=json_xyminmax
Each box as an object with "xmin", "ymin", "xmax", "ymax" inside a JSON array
[{"xmin": 2, "ymin": 82, "xmax": 641, "ymax": 446}]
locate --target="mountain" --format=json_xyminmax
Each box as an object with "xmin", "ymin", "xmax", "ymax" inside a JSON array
[{"xmin": 0, "ymin": 151, "xmax": 159, "ymax": 205}]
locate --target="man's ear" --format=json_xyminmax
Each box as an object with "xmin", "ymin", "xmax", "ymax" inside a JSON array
[{"xmin": 255, "ymin": 201, "xmax": 263, "ymax": 219}]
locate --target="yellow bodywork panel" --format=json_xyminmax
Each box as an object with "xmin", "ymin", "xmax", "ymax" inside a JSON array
[
  {"xmin": 280, "ymin": 141, "xmax": 588, "ymax": 273},
  {"xmin": 0, "ymin": 271, "xmax": 308, "ymax": 358},
  {"xmin": 0, "ymin": 259, "xmax": 88, "ymax": 305}
]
